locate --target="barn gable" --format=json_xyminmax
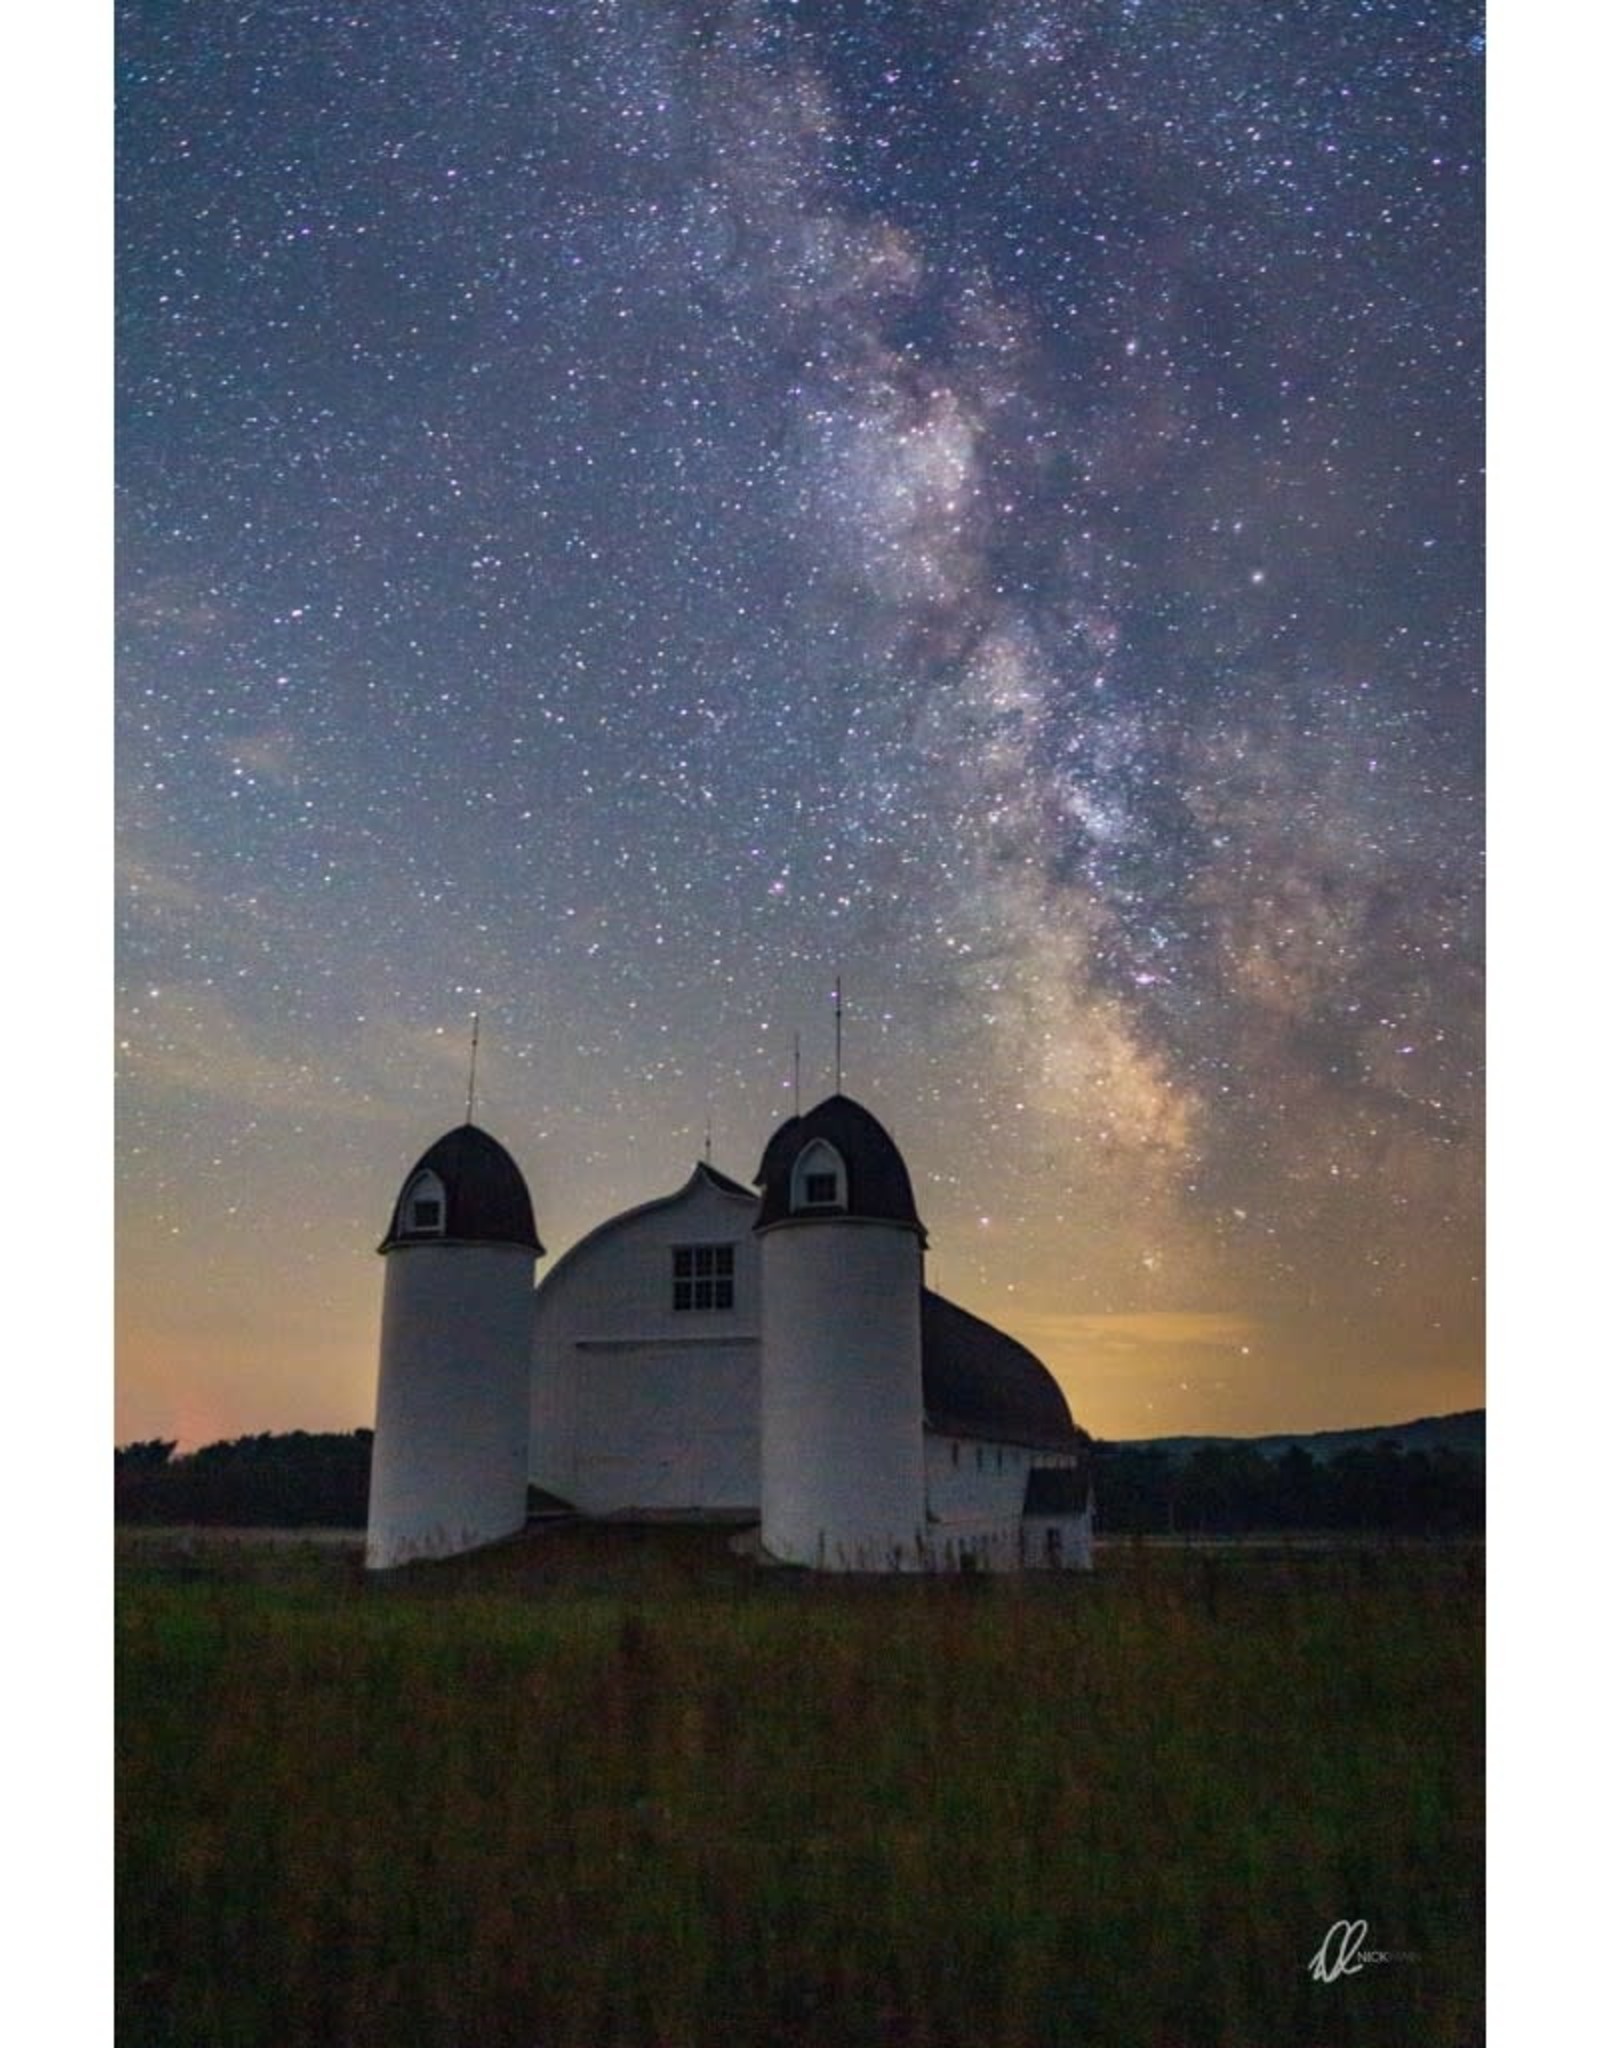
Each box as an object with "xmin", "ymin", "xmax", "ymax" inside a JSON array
[{"xmin": 530, "ymin": 1164, "xmax": 763, "ymax": 1516}]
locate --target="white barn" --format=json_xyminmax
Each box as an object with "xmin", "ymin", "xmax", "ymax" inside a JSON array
[
  {"xmin": 367, "ymin": 1094, "xmax": 1092, "ymax": 1573},
  {"xmin": 531, "ymin": 1161, "xmax": 762, "ymax": 1519}
]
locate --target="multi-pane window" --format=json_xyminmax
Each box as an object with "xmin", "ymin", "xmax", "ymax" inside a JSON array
[
  {"xmin": 803, "ymin": 1171, "xmax": 838, "ymax": 1206},
  {"xmin": 410, "ymin": 1198, "xmax": 442, "ymax": 1229},
  {"xmin": 672, "ymin": 1243, "xmax": 735, "ymax": 1311}
]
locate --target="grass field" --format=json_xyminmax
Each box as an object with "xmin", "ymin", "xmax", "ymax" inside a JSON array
[{"xmin": 117, "ymin": 1526, "xmax": 1483, "ymax": 2047}]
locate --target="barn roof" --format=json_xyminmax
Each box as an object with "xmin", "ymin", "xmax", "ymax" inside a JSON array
[
  {"xmin": 921, "ymin": 1290, "xmax": 1077, "ymax": 1451},
  {"xmin": 754, "ymin": 1094, "xmax": 927, "ymax": 1241},
  {"xmin": 535, "ymin": 1161, "xmax": 757, "ymax": 1291},
  {"xmin": 379, "ymin": 1124, "xmax": 544, "ymax": 1255}
]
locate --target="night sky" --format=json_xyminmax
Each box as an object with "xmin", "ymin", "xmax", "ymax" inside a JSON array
[{"xmin": 115, "ymin": 1, "xmax": 1483, "ymax": 1449}]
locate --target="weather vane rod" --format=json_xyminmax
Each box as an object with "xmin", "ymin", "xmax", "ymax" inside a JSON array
[
  {"xmin": 793, "ymin": 1032, "xmax": 801, "ymax": 1115},
  {"xmin": 833, "ymin": 971, "xmax": 843, "ymax": 1096},
  {"xmin": 466, "ymin": 1011, "xmax": 481, "ymax": 1126}
]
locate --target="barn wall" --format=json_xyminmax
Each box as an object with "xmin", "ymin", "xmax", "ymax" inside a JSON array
[
  {"xmin": 569, "ymin": 1338, "xmax": 757, "ymax": 1510},
  {"xmin": 921, "ymin": 1517, "xmax": 1026, "ymax": 1573},
  {"xmin": 921, "ymin": 1440, "xmax": 1091, "ymax": 1572},
  {"xmin": 531, "ymin": 1173, "xmax": 761, "ymax": 1514},
  {"xmin": 1022, "ymin": 1512, "xmax": 1094, "ymax": 1571},
  {"xmin": 924, "ymin": 1432, "xmax": 1037, "ymax": 1523}
]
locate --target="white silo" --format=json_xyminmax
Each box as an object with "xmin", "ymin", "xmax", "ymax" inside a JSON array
[
  {"xmin": 755, "ymin": 1095, "xmax": 928, "ymax": 1571},
  {"xmin": 366, "ymin": 1124, "xmax": 542, "ymax": 1569}
]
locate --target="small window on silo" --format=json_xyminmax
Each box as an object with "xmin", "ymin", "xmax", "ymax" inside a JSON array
[
  {"xmin": 405, "ymin": 1170, "xmax": 446, "ymax": 1235},
  {"xmin": 791, "ymin": 1139, "xmax": 847, "ymax": 1211}
]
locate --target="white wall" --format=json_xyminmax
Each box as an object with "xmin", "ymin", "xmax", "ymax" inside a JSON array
[
  {"xmin": 923, "ymin": 1437, "xmax": 1092, "ymax": 1572},
  {"xmin": 1021, "ymin": 1512, "xmax": 1094, "ymax": 1571},
  {"xmin": 531, "ymin": 1169, "xmax": 761, "ymax": 1514},
  {"xmin": 924, "ymin": 1432, "xmax": 1036, "ymax": 1525},
  {"xmin": 760, "ymin": 1219, "xmax": 926, "ymax": 1570},
  {"xmin": 921, "ymin": 1517, "xmax": 1026, "ymax": 1573},
  {"xmin": 568, "ymin": 1338, "xmax": 756, "ymax": 1510},
  {"xmin": 367, "ymin": 1242, "xmax": 534, "ymax": 1568}
]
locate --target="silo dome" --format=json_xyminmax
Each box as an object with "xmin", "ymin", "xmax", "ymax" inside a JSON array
[
  {"xmin": 754, "ymin": 1094, "xmax": 926, "ymax": 1243},
  {"xmin": 379, "ymin": 1123, "xmax": 543, "ymax": 1255}
]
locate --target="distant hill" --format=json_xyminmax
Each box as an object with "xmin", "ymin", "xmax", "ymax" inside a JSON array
[{"xmin": 1107, "ymin": 1409, "xmax": 1484, "ymax": 1464}]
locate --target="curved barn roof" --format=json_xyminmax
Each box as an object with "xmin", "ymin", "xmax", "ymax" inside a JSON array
[
  {"xmin": 754, "ymin": 1094, "xmax": 926, "ymax": 1241},
  {"xmin": 379, "ymin": 1124, "xmax": 543, "ymax": 1255},
  {"xmin": 921, "ymin": 1290, "xmax": 1077, "ymax": 1450},
  {"xmin": 535, "ymin": 1160, "xmax": 756, "ymax": 1292}
]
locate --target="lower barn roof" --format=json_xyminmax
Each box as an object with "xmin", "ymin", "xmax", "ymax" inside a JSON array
[
  {"xmin": 920, "ymin": 1291, "xmax": 1078, "ymax": 1453},
  {"xmin": 1022, "ymin": 1465, "xmax": 1092, "ymax": 1516}
]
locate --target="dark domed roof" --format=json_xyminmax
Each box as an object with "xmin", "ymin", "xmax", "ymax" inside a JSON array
[
  {"xmin": 920, "ymin": 1290, "xmax": 1077, "ymax": 1450},
  {"xmin": 754, "ymin": 1094, "xmax": 926, "ymax": 1241},
  {"xmin": 379, "ymin": 1124, "xmax": 543, "ymax": 1254},
  {"xmin": 754, "ymin": 1115, "xmax": 802, "ymax": 1190}
]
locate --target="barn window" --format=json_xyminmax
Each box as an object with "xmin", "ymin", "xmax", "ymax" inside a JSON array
[{"xmin": 672, "ymin": 1243, "xmax": 735, "ymax": 1311}]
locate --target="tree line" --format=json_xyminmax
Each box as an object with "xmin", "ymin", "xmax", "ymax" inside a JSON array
[
  {"xmin": 116, "ymin": 1429, "xmax": 1484, "ymax": 1535},
  {"xmin": 1090, "ymin": 1439, "xmax": 1484, "ymax": 1537},
  {"xmin": 115, "ymin": 1431, "xmax": 374, "ymax": 1528}
]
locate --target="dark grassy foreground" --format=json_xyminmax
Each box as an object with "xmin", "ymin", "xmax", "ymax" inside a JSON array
[{"xmin": 117, "ymin": 1527, "xmax": 1483, "ymax": 2048}]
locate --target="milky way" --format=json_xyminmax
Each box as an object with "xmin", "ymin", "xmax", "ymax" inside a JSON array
[{"xmin": 116, "ymin": 1, "xmax": 1483, "ymax": 1444}]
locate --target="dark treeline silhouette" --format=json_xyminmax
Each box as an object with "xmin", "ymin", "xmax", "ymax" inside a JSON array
[
  {"xmin": 115, "ymin": 1439, "xmax": 178, "ymax": 1471},
  {"xmin": 1092, "ymin": 1439, "xmax": 1484, "ymax": 1536},
  {"xmin": 115, "ymin": 1430, "xmax": 373, "ymax": 1527},
  {"xmin": 115, "ymin": 1429, "xmax": 1484, "ymax": 1535}
]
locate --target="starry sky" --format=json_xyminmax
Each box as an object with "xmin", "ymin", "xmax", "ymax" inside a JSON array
[{"xmin": 115, "ymin": 0, "xmax": 1483, "ymax": 1449}]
